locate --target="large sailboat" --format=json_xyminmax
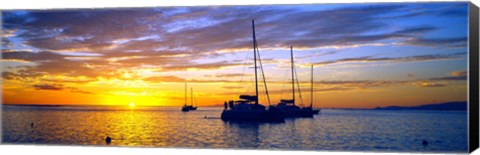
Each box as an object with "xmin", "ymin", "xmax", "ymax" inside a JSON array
[
  {"xmin": 181, "ymin": 82, "xmax": 197, "ymax": 112},
  {"xmin": 220, "ymin": 20, "xmax": 285, "ymax": 122},
  {"xmin": 270, "ymin": 47, "xmax": 313, "ymax": 118}
]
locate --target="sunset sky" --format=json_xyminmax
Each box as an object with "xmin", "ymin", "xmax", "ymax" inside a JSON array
[{"xmin": 1, "ymin": 2, "xmax": 468, "ymax": 108}]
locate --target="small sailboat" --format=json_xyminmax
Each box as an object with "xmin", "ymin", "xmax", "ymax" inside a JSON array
[
  {"xmin": 181, "ymin": 82, "xmax": 197, "ymax": 112},
  {"xmin": 220, "ymin": 20, "xmax": 285, "ymax": 122}
]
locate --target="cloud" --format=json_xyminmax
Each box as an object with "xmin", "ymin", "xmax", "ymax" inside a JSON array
[
  {"xmin": 265, "ymin": 87, "xmax": 355, "ymax": 95},
  {"xmin": 2, "ymin": 51, "xmax": 64, "ymax": 62},
  {"xmin": 1, "ymin": 51, "xmax": 141, "ymax": 78},
  {"xmin": 2, "ymin": 9, "xmax": 166, "ymax": 51},
  {"xmin": 2, "ymin": 68, "xmax": 43, "ymax": 81},
  {"xmin": 394, "ymin": 26, "xmax": 436, "ymax": 35},
  {"xmin": 430, "ymin": 76, "xmax": 467, "ymax": 81},
  {"xmin": 31, "ymin": 83, "xmax": 95, "ymax": 95},
  {"xmin": 143, "ymin": 76, "xmax": 186, "ymax": 83},
  {"xmin": 429, "ymin": 70, "xmax": 467, "ymax": 81},
  {"xmin": 69, "ymin": 89, "xmax": 94, "ymax": 94},
  {"xmin": 436, "ymin": 3, "xmax": 468, "ymax": 17},
  {"xmin": 41, "ymin": 77, "xmax": 96, "ymax": 84},
  {"xmin": 401, "ymin": 37, "xmax": 467, "ymax": 48},
  {"xmin": 413, "ymin": 81, "xmax": 448, "ymax": 88},
  {"xmin": 222, "ymin": 86, "xmax": 244, "ymax": 89},
  {"xmin": 314, "ymin": 87, "xmax": 354, "ymax": 92},
  {"xmin": 219, "ymin": 80, "xmax": 411, "ymax": 96},
  {"xmin": 161, "ymin": 60, "xmax": 244, "ymax": 71},
  {"xmin": 407, "ymin": 73, "xmax": 415, "ymax": 78},
  {"xmin": 313, "ymin": 80, "xmax": 410, "ymax": 88},
  {"xmin": 2, "ymin": 72, "xmax": 16, "ymax": 80},
  {"xmin": 450, "ymin": 70, "xmax": 467, "ymax": 77},
  {"xmin": 312, "ymin": 52, "xmax": 465, "ymax": 66},
  {"xmin": 33, "ymin": 84, "xmax": 64, "ymax": 90},
  {"xmin": 205, "ymin": 73, "xmax": 250, "ymax": 78}
]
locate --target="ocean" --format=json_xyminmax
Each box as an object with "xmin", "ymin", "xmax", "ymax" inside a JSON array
[{"xmin": 1, "ymin": 105, "xmax": 468, "ymax": 153}]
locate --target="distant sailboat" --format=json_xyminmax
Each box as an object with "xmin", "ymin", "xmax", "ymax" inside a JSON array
[
  {"xmin": 181, "ymin": 82, "xmax": 197, "ymax": 112},
  {"xmin": 220, "ymin": 20, "xmax": 285, "ymax": 122}
]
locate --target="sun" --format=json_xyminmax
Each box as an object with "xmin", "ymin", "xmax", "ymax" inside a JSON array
[{"xmin": 129, "ymin": 102, "xmax": 136, "ymax": 107}]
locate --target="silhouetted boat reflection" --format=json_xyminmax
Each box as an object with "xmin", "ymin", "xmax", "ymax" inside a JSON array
[{"xmin": 222, "ymin": 121, "xmax": 261, "ymax": 148}]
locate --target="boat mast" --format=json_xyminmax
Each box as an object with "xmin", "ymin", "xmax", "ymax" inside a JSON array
[
  {"xmin": 256, "ymin": 41, "xmax": 271, "ymax": 106},
  {"xmin": 310, "ymin": 65, "xmax": 313, "ymax": 108},
  {"xmin": 184, "ymin": 82, "xmax": 187, "ymax": 106},
  {"xmin": 252, "ymin": 20, "xmax": 258, "ymax": 105},
  {"xmin": 191, "ymin": 87, "xmax": 193, "ymax": 106},
  {"xmin": 290, "ymin": 46, "xmax": 295, "ymax": 106}
]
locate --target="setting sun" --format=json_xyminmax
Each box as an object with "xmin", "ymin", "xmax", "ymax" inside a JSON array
[{"xmin": 129, "ymin": 102, "xmax": 136, "ymax": 107}]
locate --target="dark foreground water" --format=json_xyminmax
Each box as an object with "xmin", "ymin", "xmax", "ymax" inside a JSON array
[{"xmin": 2, "ymin": 105, "xmax": 468, "ymax": 152}]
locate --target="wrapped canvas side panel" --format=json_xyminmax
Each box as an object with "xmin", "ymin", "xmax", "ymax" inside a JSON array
[{"xmin": 469, "ymin": 1, "xmax": 479, "ymax": 153}]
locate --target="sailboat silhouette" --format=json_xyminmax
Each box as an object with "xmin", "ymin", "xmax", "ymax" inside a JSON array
[
  {"xmin": 181, "ymin": 82, "xmax": 197, "ymax": 112},
  {"xmin": 270, "ymin": 47, "xmax": 317, "ymax": 118},
  {"xmin": 220, "ymin": 20, "xmax": 285, "ymax": 122}
]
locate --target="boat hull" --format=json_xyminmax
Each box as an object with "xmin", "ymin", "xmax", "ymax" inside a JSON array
[
  {"xmin": 270, "ymin": 105, "xmax": 314, "ymax": 118},
  {"xmin": 181, "ymin": 105, "xmax": 197, "ymax": 112},
  {"xmin": 297, "ymin": 108, "xmax": 314, "ymax": 117}
]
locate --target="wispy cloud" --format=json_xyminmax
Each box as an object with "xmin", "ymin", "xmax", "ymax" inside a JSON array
[
  {"xmin": 429, "ymin": 70, "xmax": 467, "ymax": 81},
  {"xmin": 205, "ymin": 73, "xmax": 250, "ymax": 78},
  {"xmin": 143, "ymin": 76, "xmax": 186, "ymax": 83},
  {"xmin": 3, "ymin": 51, "xmax": 64, "ymax": 62},
  {"xmin": 401, "ymin": 37, "xmax": 467, "ymax": 48},
  {"xmin": 32, "ymin": 83, "xmax": 94, "ymax": 94},
  {"xmin": 33, "ymin": 84, "xmax": 63, "ymax": 90},
  {"xmin": 312, "ymin": 52, "xmax": 465, "ymax": 66},
  {"xmin": 413, "ymin": 81, "xmax": 448, "ymax": 88}
]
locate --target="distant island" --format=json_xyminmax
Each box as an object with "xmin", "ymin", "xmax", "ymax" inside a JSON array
[{"xmin": 374, "ymin": 101, "xmax": 467, "ymax": 111}]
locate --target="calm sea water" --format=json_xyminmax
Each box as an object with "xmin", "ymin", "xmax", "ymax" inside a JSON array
[{"xmin": 1, "ymin": 105, "xmax": 468, "ymax": 152}]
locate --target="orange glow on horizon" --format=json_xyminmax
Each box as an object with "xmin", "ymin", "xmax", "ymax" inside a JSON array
[{"xmin": 2, "ymin": 76, "xmax": 468, "ymax": 109}]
